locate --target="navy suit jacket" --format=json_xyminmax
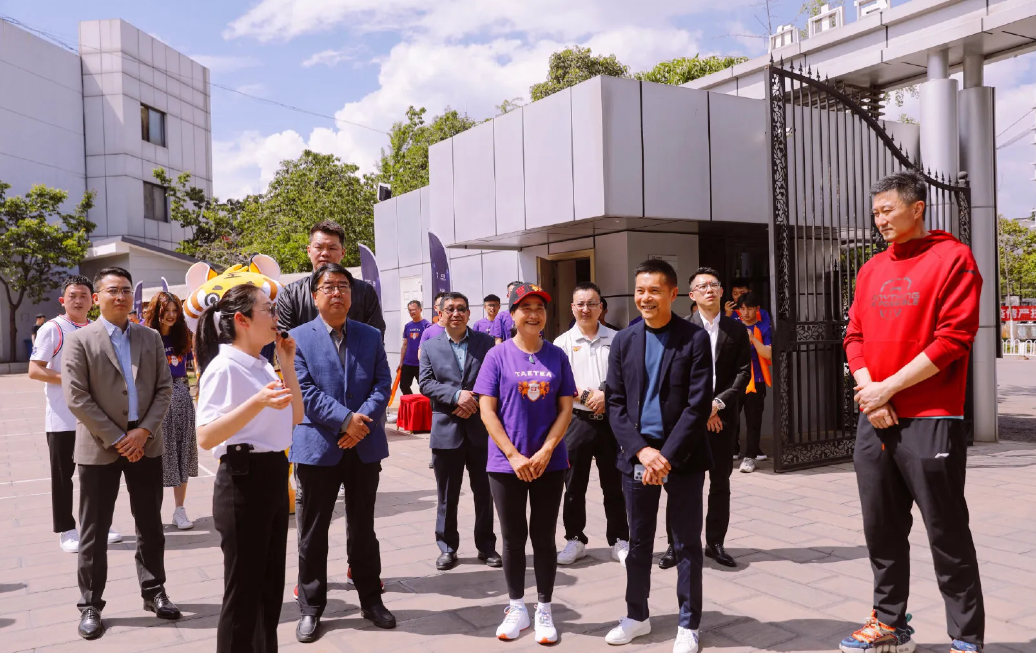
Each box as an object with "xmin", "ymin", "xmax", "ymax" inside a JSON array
[
  {"xmin": 419, "ymin": 329, "xmax": 494, "ymax": 450},
  {"xmin": 290, "ymin": 317, "xmax": 391, "ymax": 466},
  {"xmin": 606, "ymin": 315, "xmax": 714, "ymax": 475}
]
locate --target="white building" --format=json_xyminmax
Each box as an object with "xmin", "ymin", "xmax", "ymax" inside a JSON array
[{"xmin": 0, "ymin": 18, "xmax": 211, "ymax": 362}]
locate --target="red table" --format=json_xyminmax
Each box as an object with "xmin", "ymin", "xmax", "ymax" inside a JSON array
[{"xmin": 397, "ymin": 394, "xmax": 432, "ymax": 433}]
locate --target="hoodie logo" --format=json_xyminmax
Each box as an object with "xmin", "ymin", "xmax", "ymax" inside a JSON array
[{"xmin": 872, "ymin": 277, "xmax": 920, "ymax": 320}]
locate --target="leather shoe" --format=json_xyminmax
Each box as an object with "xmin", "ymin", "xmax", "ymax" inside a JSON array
[
  {"xmin": 705, "ymin": 543, "xmax": 736, "ymax": 567},
  {"xmin": 78, "ymin": 607, "xmax": 104, "ymax": 640},
  {"xmin": 296, "ymin": 615, "xmax": 320, "ymax": 643},
  {"xmin": 658, "ymin": 544, "xmax": 677, "ymax": 570},
  {"xmin": 143, "ymin": 591, "xmax": 182, "ymax": 619},
  {"xmin": 436, "ymin": 551, "xmax": 458, "ymax": 570},
  {"xmin": 361, "ymin": 603, "xmax": 397, "ymax": 629},
  {"xmin": 478, "ymin": 550, "xmax": 503, "ymax": 568}
]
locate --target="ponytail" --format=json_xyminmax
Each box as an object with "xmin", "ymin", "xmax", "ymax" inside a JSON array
[{"xmin": 194, "ymin": 284, "xmax": 263, "ymax": 378}]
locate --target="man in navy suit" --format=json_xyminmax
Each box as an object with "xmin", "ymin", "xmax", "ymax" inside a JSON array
[
  {"xmin": 418, "ymin": 292, "xmax": 502, "ymax": 571},
  {"xmin": 604, "ymin": 259, "xmax": 714, "ymax": 653},
  {"xmin": 290, "ymin": 263, "xmax": 394, "ymax": 643}
]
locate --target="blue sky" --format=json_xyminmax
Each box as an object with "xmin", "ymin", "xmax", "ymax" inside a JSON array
[{"xmin": 2, "ymin": 0, "xmax": 1034, "ymax": 218}]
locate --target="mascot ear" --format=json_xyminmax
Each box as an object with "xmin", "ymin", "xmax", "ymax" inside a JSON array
[
  {"xmin": 185, "ymin": 262, "xmax": 216, "ymax": 293},
  {"xmin": 250, "ymin": 254, "xmax": 281, "ymax": 281}
]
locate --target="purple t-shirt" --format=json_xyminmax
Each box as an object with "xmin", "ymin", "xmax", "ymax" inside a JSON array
[
  {"xmin": 489, "ymin": 311, "xmax": 515, "ymax": 339},
  {"xmin": 402, "ymin": 319, "xmax": 431, "ymax": 366},
  {"xmin": 473, "ymin": 340, "xmax": 577, "ymax": 475},
  {"xmin": 419, "ymin": 323, "xmax": 445, "ymax": 346},
  {"xmin": 472, "ymin": 317, "xmax": 495, "ymax": 335}
]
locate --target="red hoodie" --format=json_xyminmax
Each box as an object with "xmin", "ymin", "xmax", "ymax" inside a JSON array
[{"xmin": 843, "ymin": 230, "xmax": 981, "ymax": 418}]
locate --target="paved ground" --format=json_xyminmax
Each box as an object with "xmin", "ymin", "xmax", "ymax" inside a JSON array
[{"xmin": 1, "ymin": 362, "xmax": 1035, "ymax": 653}]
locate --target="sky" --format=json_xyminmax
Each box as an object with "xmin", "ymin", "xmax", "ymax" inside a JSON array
[{"xmin": 1, "ymin": 0, "xmax": 1035, "ymax": 218}]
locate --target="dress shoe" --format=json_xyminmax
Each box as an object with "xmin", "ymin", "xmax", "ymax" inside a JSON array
[
  {"xmin": 361, "ymin": 603, "xmax": 397, "ymax": 629},
  {"xmin": 78, "ymin": 607, "xmax": 104, "ymax": 640},
  {"xmin": 296, "ymin": 614, "xmax": 320, "ymax": 643},
  {"xmin": 478, "ymin": 550, "xmax": 503, "ymax": 568},
  {"xmin": 705, "ymin": 543, "xmax": 736, "ymax": 567},
  {"xmin": 144, "ymin": 591, "xmax": 182, "ymax": 619},
  {"xmin": 658, "ymin": 544, "xmax": 677, "ymax": 570},
  {"xmin": 436, "ymin": 551, "xmax": 458, "ymax": 570}
]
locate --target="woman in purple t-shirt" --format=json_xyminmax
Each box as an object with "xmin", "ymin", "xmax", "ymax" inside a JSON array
[{"xmin": 473, "ymin": 284, "xmax": 576, "ymax": 644}]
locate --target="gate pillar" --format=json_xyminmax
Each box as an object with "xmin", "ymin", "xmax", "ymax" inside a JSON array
[{"xmin": 921, "ymin": 49, "xmax": 960, "ymax": 232}]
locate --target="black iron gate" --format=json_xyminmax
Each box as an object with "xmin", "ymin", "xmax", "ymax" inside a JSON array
[{"xmin": 765, "ymin": 63, "xmax": 972, "ymax": 472}]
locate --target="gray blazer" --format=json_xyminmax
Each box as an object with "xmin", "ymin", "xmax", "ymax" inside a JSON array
[
  {"xmin": 418, "ymin": 329, "xmax": 494, "ymax": 450},
  {"xmin": 62, "ymin": 320, "xmax": 173, "ymax": 465}
]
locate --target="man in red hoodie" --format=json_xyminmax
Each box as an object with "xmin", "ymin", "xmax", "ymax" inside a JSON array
[{"xmin": 840, "ymin": 171, "xmax": 984, "ymax": 653}]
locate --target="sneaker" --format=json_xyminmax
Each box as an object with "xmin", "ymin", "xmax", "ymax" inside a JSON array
[
  {"xmin": 605, "ymin": 617, "xmax": 651, "ymax": 645},
  {"xmin": 612, "ymin": 540, "xmax": 630, "ymax": 567},
  {"xmin": 172, "ymin": 507, "xmax": 194, "ymax": 531},
  {"xmin": 535, "ymin": 603, "xmax": 558, "ymax": 644},
  {"xmin": 755, "ymin": 454, "xmax": 768, "ymax": 461},
  {"xmin": 557, "ymin": 539, "xmax": 586, "ymax": 565},
  {"xmin": 107, "ymin": 528, "xmax": 122, "ymax": 544},
  {"xmin": 739, "ymin": 457, "xmax": 756, "ymax": 473},
  {"xmin": 839, "ymin": 611, "xmax": 915, "ymax": 653},
  {"xmin": 950, "ymin": 640, "xmax": 981, "ymax": 653},
  {"xmin": 59, "ymin": 529, "xmax": 80, "ymax": 553},
  {"xmin": 346, "ymin": 566, "xmax": 385, "ymax": 591},
  {"xmin": 674, "ymin": 626, "xmax": 700, "ymax": 653},
  {"xmin": 732, "ymin": 453, "xmax": 740, "ymax": 460},
  {"xmin": 496, "ymin": 603, "xmax": 530, "ymax": 640},
  {"xmin": 293, "ymin": 585, "xmax": 299, "ymax": 600}
]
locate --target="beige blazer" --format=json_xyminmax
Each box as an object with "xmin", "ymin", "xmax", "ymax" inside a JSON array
[{"xmin": 62, "ymin": 320, "xmax": 173, "ymax": 465}]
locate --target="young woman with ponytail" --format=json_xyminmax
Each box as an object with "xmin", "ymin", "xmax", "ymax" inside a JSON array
[{"xmin": 194, "ymin": 284, "xmax": 303, "ymax": 652}]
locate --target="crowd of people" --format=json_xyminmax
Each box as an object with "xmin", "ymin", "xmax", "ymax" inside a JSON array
[{"xmin": 28, "ymin": 171, "xmax": 985, "ymax": 653}]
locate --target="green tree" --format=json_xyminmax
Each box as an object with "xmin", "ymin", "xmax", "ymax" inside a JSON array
[
  {"xmin": 0, "ymin": 182, "xmax": 94, "ymax": 360},
  {"xmin": 495, "ymin": 97, "xmax": 526, "ymax": 115},
  {"xmin": 999, "ymin": 215, "xmax": 1036, "ymax": 300},
  {"xmin": 155, "ymin": 169, "xmax": 250, "ymax": 270},
  {"xmin": 377, "ymin": 106, "xmax": 478, "ymax": 197},
  {"xmin": 530, "ymin": 46, "xmax": 630, "ymax": 101},
  {"xmin": 635, "ymin": 55, "xmax": 748, "ymax": 85}
]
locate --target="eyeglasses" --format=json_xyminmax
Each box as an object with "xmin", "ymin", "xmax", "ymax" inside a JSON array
[
  {"xmin": 100, "ymin": 288, "xmax": 133, "ymax": 297},
  {"xmin": 255, "ymin": 304, "xmax": 278, "ymax": 317},
  {"xmin": 573, "ymin": 302, "xmax": 601, "ymax": 310},
  {"xmin": 692, "ymin": 282, "xmax": 722, "ymax": 291},
  {"xmin": 442, "ymin": 307, "xmax": 468, "ymax": 314},
  {"xmin": 318, "ymin": 284, "xmax": 352, "ymax": 296}
]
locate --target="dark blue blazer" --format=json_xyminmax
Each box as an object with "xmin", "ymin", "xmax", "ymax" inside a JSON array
[
  {"xmin": 290, "ymin": 317, "xmax": 391, "ymax": 466},
  {"xmin": 606, "ymin": 315, "xmax": 714, "ymax": 475},
  {"xmin": 418, "ymin": 329, "xmax": 494, "ymax": 450}
]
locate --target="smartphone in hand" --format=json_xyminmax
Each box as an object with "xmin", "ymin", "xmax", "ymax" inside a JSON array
[{"xmin": 633, "ymin": 464, "xmax": 668, "ymax": 484}]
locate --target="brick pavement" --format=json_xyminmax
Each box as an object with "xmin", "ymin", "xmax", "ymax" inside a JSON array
[{"xmin": 1, "ymin": 370, "xmax": 1035, "ymax": 653}]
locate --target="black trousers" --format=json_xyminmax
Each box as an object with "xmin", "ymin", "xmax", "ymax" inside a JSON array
[
  {"xmin": 77, "ymin": 455, "xmax": 166, "ymax": 611},
  {"xmin": 738, "ymin": 386, "xmax": 766, "ymax": 459},
  {"xmin": 488, "ymin": 470, "xmax": 565, "ymax": 603},
  {"xmin": 854, "ymin": 416, "xmax": 984, "ymax": 645},
  {"xmin": 432, "ymin": 441, "xmax": 496, "ymax": 554},
  {"xmin": 624, "ymin": 470, "xmax": 705, "ymax": 629},
  {"xmin": 213, "ymin": 451, "xmax": 288, "ymax": 653},
  {"xmin": 705, "ymin": 423, "xmax": 736, "ymax": 546},
  {"xmin": 296, "ymin": 449, "xmax": 383, "ymax": 614},
  {"xmin": 562, "ymin": 413, "xmax": 628, "ymax": 546},
  {"xmin": 399, "ymin": 364, "xmax": 420, "ymax": 395},
  {"xmin": 47, "ymin": 431, "xmax": 77, "ymax": 533}
]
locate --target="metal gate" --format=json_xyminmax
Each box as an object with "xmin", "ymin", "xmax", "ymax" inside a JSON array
[{"xmin": 765, "ymin": 63, "xmax": 972, "ymax": 472}]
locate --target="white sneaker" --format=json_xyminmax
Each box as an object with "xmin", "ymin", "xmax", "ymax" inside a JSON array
[
  {"xmin": 612, "ymin": 540, "xmax": 630, "ymax": 567},
  {"xmin": 605, "ymin": 617, "xmax": 651, "ymax": 645},
  {"xmin": 755, "ymin": 454, "xmax": 768, "ymax": 461},
  {"xmin": 674, "ymin": 626, "xmax": 700, "ymax": 653},
  {"xmin": 172, "ymin": 506, "xmax": 194, "ymax": 530},
  {"xmin": 107, "ymin": 528, "xmax": 122, "ymax": 544},
  {"xmin": 535, "ymin": 603, "xmax": 558, "ymax": 644},
  {"xmin": 557, "ymin": 539, "xmax": 586, "ymax": 565},
  {"xmin": 732, "ymin": 453, "xmax": 740, "ymax": 460},
  {"xmin": 59, "ymin": 529, "xmax": 80, "ymax": 553},
  {"xmin": 496, "ymin": 602, "xmax": 530, "ymax": 640},
  {"xmin": 739, "ymin": 457, "xmax": 756, "ymax": 473}
]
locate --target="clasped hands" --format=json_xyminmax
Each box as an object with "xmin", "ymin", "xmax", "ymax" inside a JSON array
[
  {"xmin": 583, "ymin": 389, "xmax": 606, "ymax": 415},
  {"xmin": 338, "ymin": 412, "xmax": 373, "ymax": 449},
  {"xmin": 854, "ymin": 380, "xmax": 899, "ymax": 430},
  {"xmin": 636, "ymin": 447, "xmax": 671, "ymax": 485},
  {"xmin": 507, "ymin": 446, "xmax": 553, "ymax": 482},
  {"xmin": 452, "ymin": 390, "xmax": 479, "ymax": 419},
  {"xmin": 115, "ymin": 428, "xmax": 149, "ymax": 462}
]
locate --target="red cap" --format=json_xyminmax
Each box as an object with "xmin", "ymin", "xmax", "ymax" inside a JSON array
[{"xmin": 509, "ymin": 283, "xmax": 552, "ymax": 306}]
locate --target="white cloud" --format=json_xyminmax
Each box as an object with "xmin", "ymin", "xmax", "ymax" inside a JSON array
[
  {"xmin": 302, "ymin": 46, "xmax": 367, "ymax": 68},
  {"xmin": 189, "ymin": 54, "xmax": 262, "ymax": 73},
  {"xmin": 233, "ymin": 83, "xmax": 269, "ymax": 96}
]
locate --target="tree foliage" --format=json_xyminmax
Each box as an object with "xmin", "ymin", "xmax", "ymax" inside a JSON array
[
  {"xmin": 999, "ymin": 215, "xmax": 1036, "ymax": 299},
  {"xmin": 377, "ymin": 107, "xmax": 478, "ymax": 197},
  {"xmin": 635, "ymin": 55, "xmax": 748, "ymax": 86},
  {"xmin": 155, "ymin": 169, "xmax": 251, "ymax": 270},
  {"xmin": 0, "ymin": 182, "xmax": 94, "ymax": 360},
  {"xmin": 530, "ymin": 46, "xmax": 630, "ymax": 101}
]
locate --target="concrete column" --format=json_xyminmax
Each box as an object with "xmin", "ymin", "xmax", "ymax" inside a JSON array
[{"xmin": 920, "ymin": 49, "xmax": 959, "ymax": 232}]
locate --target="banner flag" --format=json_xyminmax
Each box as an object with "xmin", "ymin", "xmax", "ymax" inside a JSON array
[
  {"xmin": 428, "ymin": 231, "xmax": 451, "ymax": 297},
  {"xmin": 358, "ymin": 244, "xmax": 382, "ymax": 304}
]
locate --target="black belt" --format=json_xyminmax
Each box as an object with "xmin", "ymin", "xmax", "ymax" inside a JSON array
[{"xmin": 573, "ymin": 410, "xmax": 605, "ymax": 422}]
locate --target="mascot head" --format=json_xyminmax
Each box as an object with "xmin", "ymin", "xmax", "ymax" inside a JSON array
[{"xmin": 183, "ymin": 254, "xmax": 283, "ymax": 332}]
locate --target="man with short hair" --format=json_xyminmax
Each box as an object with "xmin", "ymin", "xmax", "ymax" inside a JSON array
[
  {"xmin": 840, "ymin": 170, "xmax": 984, "ymax": 653},
  {"xmin": 32, "ymin": 313, "xmax": 46, "ymax": 345},
  {"xmin": 735, "ymin": 292, "xmax": 771, "ymax": 470},
  {"xmin": 419, "ymin": 292, "xmax": 448, "ymax": 347},
  {"xmin": 725, "ymin": 278, "xmax": 770, "ymax": 328},
  {"xmin": 473, "ymin": 294, "xmax": 500, "ymax": 335},
  {"xmin": 398, "ymin": 300, "xmax": 431, "ymax": 395},
  {"xmin": 491, "ymin": 281, "xmax": 523, "ymax": 344},
  {"xmin": 554, "ymin": 282, "xmax": 628, "ymax": 567}
]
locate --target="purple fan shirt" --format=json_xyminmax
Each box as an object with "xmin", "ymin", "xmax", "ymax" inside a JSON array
[
  {"xmin": 402, "ymin": 319, "xmax": 431, "ymax": 366},
  {"xmin": 419, "ymin": 322, "xmax": 445, "ymax": 346},
  {"xmin": 472, "ymin": 317, "xmax": 495, "ymax": 335},
  {"xmin": 489, "ymin": 311, "xmax": 515, "ymax": 339}
]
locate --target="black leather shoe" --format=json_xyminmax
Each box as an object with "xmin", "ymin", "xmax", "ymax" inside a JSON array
[
  {"xmin": 78, "ymin": 608, "xmax": 104, "ymax": 640},
  {"xmin": 436, "ymin": 551, "xmax": 458, "ymax": 570},
  {"xmin": 143, "ymin": 591, "xmax": 182, "ymax": 619},
  {"xmin": 478, "ymin": 550, "xmax": 503, "ymax": 568},
  {"xmin": 658, "ymin": 545, "xmax": 677, "ymax": 570},
  {"xmin": 705, "ymin": 543, "xmax": 736, "ymax": 567},
  {"xmin": 361, "ymin": 603, "xmax": 397, "ymax": 629},
  {"xmin": 296, "ymin": 615, "xmax": 320, "ymax": 643}
]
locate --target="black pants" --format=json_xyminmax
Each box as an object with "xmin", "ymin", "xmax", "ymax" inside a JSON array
[
  {"xmin": 47, "ymin": 431, "xmax": 77, "ymax": 533},
  {"xmin": 562, "ymin": 413, "xmax": 628, "ymax": 546},
  {"xmin": 854, "ymin": 416, "xmax": 984, "ymax": 645},
  {"xmin": 738, "ymin": 386, "xmax": 766, "ymax": 459},
  {"xmin": 624, "ymin": 470, "xmax": 705, "ymax": 629},
  {"xmin": 399, "ymin": 364, "xmax": 420, "ymax": 395},
  {"xmin": 77, "ymin": 455, "xmax": 166, "ymax": 611},
  {"xmin": 213, "ymin": 451, "xmax": 288, "ymax": 653},
  {"xmin": 488, "ymin": 470, "xmax": 565, "ymax": 603},
  {"xmin": 705, "ymin": 423, "xmax": 736, "ymax": 546},
  {"xmin": 296, "ymin": 449, "xmax": 383, "ymax": 614},
  {"xmin": 433, "ymin": 441, "xmax": 496, "ymax": 554}
]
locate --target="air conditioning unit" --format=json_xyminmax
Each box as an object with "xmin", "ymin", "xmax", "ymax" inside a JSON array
[
  {"xmin": 769, "ymin": 25, "xmax": 799, "ymax": 52},
  {"xmin": 855, "ymin": 0, "xmax": 891, "ymax": 20},
  {"xmin": 809, "ymin": 5, "xmax": 845, "ymax": 36}
]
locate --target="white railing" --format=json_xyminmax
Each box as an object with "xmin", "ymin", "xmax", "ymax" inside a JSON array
[{"xmin": 1003, "ymin": 339, "xmax": 1036, "ymax": 356}]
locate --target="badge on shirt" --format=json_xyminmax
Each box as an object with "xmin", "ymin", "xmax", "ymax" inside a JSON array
[
  {"xmin": 519, "ymin": 380, "xmax": 550, "ymax": 402},
  {"xmin": 573, "ymin": 346, "xmax": 582, "ymax": 352}
]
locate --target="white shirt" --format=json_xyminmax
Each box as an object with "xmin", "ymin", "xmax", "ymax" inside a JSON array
[
  {"xmin": 30, "ymin": 316, "xmax": 89, "ymax": 432},
  {"xmin": 196, "ymin": 344, "xmax": 293, "ymax": 460},
  {"xmin": 554, "ymin": 324, "xmax": 615, "ymax": 412},
  {"xmin": 699, "ymin": 311, "xmax": 722, "ymax": 396}
]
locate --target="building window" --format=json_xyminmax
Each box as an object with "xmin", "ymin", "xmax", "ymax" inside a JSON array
[
  {"xmin": 140, "ymin": 105, "xmax": 166, "ymax": 147},
  {"xmin": 144, "ymin": 182, "xmax": 169, "ymax": 222}
]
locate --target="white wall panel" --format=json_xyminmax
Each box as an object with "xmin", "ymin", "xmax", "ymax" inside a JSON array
[
  {"xmin": 373, "ymin": 197, "xmax": 399, "ymax": 270},
  {"xmin": 481, "ymin": 251, "xmax": 521, "ymax": 306},
  {"xmin": 709, "ymin": 94, "xmax": 769, "ymax": 224},
  {"xmin": 428, "ymin": 140, "xmax": 455, "ymax": 245},
  {"xmin": 493, "ymin": 109, "xmax": 526, "ymax": 235},
  {"xmin": 594, "ymin": 232, "xmax": 629, "ymax": 296},
  {"xmin": 419, "ymin": 187, "xmax": 431, "ymax": 264},
  {"xmin": 380, "ymin": 268, "xmax": 401, "ymax": 332},
  {"xmin": 572, "ymin": 78, "xmax": 605, "ymax": 221},
  {"xmin": 452, "ymin": 120, "xmax": 496, "ymax": 241},
  {"xmin": 643, "ymin": 83, "xmax": 711, "ymax": 220},
  {"xmin": 396, "ymin": 189, "xmax": 423, "ymax": 268},
  {"xmin": 523, "ymin": 89, "xmax": 574, "ymax": 229},
  {"xmin": 450, "ymin": 255, "xmax": 484, "ymax": 309},
  {"xmin": 601, "ymin": 77, "xmax": 644, "ymax": 218}
]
